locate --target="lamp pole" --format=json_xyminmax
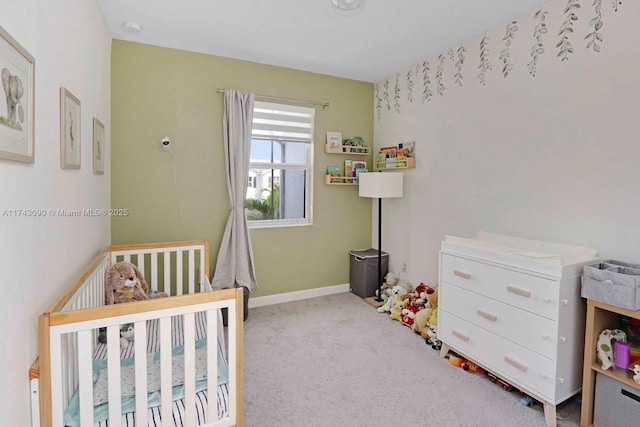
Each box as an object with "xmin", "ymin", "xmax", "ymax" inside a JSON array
[{"xmin": 376, "ymin": 196, "xmax": 383, "ymax": 302}]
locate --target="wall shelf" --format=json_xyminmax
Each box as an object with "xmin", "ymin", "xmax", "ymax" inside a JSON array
[
  {"xmin": 374, "ymin": 157, "xmax": 416, "ymax": 171},
  {"xmin": 324, "ymin": 175, "xmax": 360, "ymax": 185},
  {"xmin": 325, "ymin": 144, "xmax": 370, "ymax": 155}
]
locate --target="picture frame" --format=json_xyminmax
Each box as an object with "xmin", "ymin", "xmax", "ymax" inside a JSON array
[
  {"xmin": 0, "ymin": 25, "xmax": 35, "ymax": 163},
  {"xmin": 326, "ymin": 131, "xmax": 342, "ymax": 153},
  {"xmin": 93, "ymin": 118, "xmax": 104, "ymax": 174},
  {"xmin": 60, "ymin": 87, "xmax": 81, "ymax": 169}
]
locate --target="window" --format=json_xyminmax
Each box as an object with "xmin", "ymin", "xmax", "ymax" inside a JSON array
[{"xmin": 245, "ymin": 101, "xmax": 314, "ymax": 228}]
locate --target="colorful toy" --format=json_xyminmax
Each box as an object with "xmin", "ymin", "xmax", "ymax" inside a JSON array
[
  {"xmin": 633, "ymin": 364, "xmax": 640, "ymax": 384},
  {"xmin": 487, "ymin": 373, "xmax": 513, "ymax": 391},
  {"xmin": 426, "ymin": 324, "xmax": 441, "ymax": 350},
  {"xmin": 596, "ymin": 328, "xmax": 627, "ymax": 370},
  {"xmin": 377, "ymin": 284, "xmax": 408, "ymax": 313},
  {"xmin": 389, "ymin": 296, "xmax": 407, "ymax": 321}
]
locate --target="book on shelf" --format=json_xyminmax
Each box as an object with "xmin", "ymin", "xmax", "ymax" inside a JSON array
[
  {"xmin": 327, "ymin": 165, "xmax": 341, "ymax": 183},
  {"xmin": 326, "ymin": 131, "xmax": 343, "ymax": 153},
  {"xmin": 398, "ymin": 141, "xmax": 415, "ymax": 157},
  {"xmin": 379, "ymin": 146, "xmax": 397, "ymax": 159},
  {"xmin": 344, "ymin": 160, "xmax": 353, "ymax": 179}
]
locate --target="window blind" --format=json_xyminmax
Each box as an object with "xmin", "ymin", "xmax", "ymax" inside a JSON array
[{"xmin": 252, "ymin": 101, "xmax": 315, "ymax": 143}]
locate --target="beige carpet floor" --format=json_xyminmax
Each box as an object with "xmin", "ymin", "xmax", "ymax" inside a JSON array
[{"xmin": 243, "ymin": 292, "xmax": 581, "ymax": 427}]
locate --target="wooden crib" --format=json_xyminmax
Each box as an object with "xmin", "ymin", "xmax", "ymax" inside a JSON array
[{"xmin": 29, "ymin": 240, "xmax": 243, "ymax": 427}]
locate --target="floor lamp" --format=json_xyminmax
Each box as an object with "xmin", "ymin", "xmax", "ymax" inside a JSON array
[{"xmin": 358, "ymin": 171, "xmax": 404, "ymax": 302}]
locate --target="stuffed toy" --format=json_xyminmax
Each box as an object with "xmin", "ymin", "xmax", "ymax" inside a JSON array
[
  {"xmin": 426, "ymin": 324, "xmax": 441, "ymax": 350},
  {"xmin": 377, "ymin": 284, "xmax": 409, "ymax": 313},
  {"xmin": 413, "ymin": 284, "xmax": 437, "ymax": 336},
  {"xmin": 400, "ymin": 304, "xmax": 419, "ymax": 328},
  {"xmin": 105, "ymin": 262, "xmax": 167, "ymax": 305},
  {"xmin": 633, "ymin": 364, "xmax": 640, "ymax": 384},
  {"xmin": 98, "ymin": 323, "xmax": 135, "ymax": 350},
  {"xmin": 389, "ymin": 296, "xmax": 407, "ymax": 321}
]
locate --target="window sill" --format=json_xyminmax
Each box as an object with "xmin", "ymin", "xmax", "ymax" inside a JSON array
[{"xmin": 247, "ymin": 219, "xmax": 312, "ymax": 230}]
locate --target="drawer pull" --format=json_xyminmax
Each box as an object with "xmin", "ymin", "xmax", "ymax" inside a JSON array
[
  {"xmin": 506, "ymin": 285, "xmax": 531, "ymax": 298},
  {"xmin": 541, "ymin": 335, "xmax": 566, "ymax": 344},
  {"xmin": 476, "ymin": 309, "xmax": 498, "ymax": 322},
  {"xmin": 453, "ymin": 269, "xmax": 472, "ymax": 280},
  {"xmin": 539, "ymin": 373, "xmax": 564, "ymax": 384},
  {"xmin": 504, "ymin": 355, "xmax": 528, "ymax": 372},
  {"xmin": 543, "ymin": 298, "xmax": 568, "ymax": 306},
  {"xmin": 452, "ymin": 329, "xmax": 470, "ymax": 342}
]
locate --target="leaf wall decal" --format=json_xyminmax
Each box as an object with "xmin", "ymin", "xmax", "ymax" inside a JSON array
[
  {"xmin": 383, "ymin": 79, "xmax": 390, "ymax": 111},
  {"xmin": 500, "ymin": 21, "xmax": 519, "ymax": 78},
  {"xmin": 394, "ymin": 74, "xmax": 401, "ymax": 113},
  {"xmin": 436, "ymin": 54, "xmax": 446, "ymax": 96},
  {"xmin": 558, "ymin": 0, "xmax": 581, "ymax": 61},
  {"xmin": 528, "ymin": 9, "xmax": 548, "ymax": 77},
  {"xmin": 454, "ymin": 44, "xmax": 466, "ymax": 86},
  {"xmin": 407, "ymin": 68, "xmax": 414, "ymax": 103},
  {"xmin": 478, "ymin": 33, "xmax": 492, "ymax": 85},
  {"xmin": 585, "ymin": 0, "xmax": 603, "ymax": 52},
  {"xmin": 375, "ymin": 83, "xmax": 382, "ymax": 122},
  {"xmin": 422, "ymin": 60, "xmax": 433, "ymax": 104}
]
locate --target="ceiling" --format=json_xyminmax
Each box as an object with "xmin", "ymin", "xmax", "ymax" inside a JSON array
[{"xmin": 97, "ymin": 0, "xmax": 547, "ymax": 83}]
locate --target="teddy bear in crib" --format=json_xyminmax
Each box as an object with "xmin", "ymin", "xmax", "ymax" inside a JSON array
[
  {"xmin": 105, "ymin": 261, "xmax": 168, "ymax": 305},
  {"xmin": 98, "ymin": 323, "xmax": 135, "ymax": 350}
]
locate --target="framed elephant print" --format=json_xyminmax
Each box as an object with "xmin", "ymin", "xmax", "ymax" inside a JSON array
[
  {"xmin": 60, "ymin": 87, "xmax": 81, "ymax": 169},
  {"xmin": 0, "ymin": 25, "xmax": 35, "ymax": 163}
]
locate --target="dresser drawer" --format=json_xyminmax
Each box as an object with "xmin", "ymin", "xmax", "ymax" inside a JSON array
[
  {"xmin": 440, "ymin": 283, "xmax": 558, "ymax": 360},
  {"xmin": 441, "ymin": 253, "xmax": 559, "ymax": 320},
  {"xmin": 439, "ymin": 310, "xmax": 559, "ymax": 401}
]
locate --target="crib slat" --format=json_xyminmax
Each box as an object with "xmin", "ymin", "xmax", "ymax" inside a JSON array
[
  {"xmin": 151, "ymin": 252, "xmax": 158, "ymax": 292},
  {"xmin": 227, "ymin": 304, "xmax": 237, "ymax": 422},
  {"xmin": 107, "ymin": 325, "xmax": 122, "ymax": 427},
  {"xmin": 50, "ymin": 333, "xmax": 63, "ymax": 427},
  {"xmin": 188, "ymin": 249, "xmax": 195, "ymax": 295},
  {"xmin": 184, "ymin": 312, "xmax": 196, "ymax": 426},
  {"xmin": 137, "ymin": 253, "xmax": 145, "ymax": 277},
  {"xmin": 123, "ymin": 254, "xmax": 131, "ymax": 263},
  {"xmin": 177, "ymin": 253, "xmax": 183, "ymax": 296},
  {"xmin": 164, "ymin": 250, "xmax": 171, "ymax": 295},
  {"xmin": 207, "ymin": 309, "xmax": 219, "ymax": 422},
  {"xmin": 160, "ymin": 316, "xmax": 172, "ymax": 426},
  {"xmin": 77, "ymin": 330, "xmax": 94, "ymax": 427},
  {"xmin": 134, "ymin": 320, "xmax": 148, "ymax": 427}
]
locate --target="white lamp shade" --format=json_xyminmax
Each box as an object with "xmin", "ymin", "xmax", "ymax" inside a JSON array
[{"xmin": 359, "ymin": 172, "xmax": 403, "ymax": 198}]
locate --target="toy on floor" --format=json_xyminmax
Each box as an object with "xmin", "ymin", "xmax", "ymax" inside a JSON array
[
  {"xmin": 487, "ymin": 372, "xmax": 513, "ymax": 391},
  {"xmin": 520, "ymin": 394, "xmax": 536, "ymax": 407},
  {"xmin": 633, "ymin": 364, "xmax": 640, "ymax": 384},
  {"xmin": 425, "ymin": 324, "xmax": 441, "ymax": 350},
  {"xmin": 400, "ymin": 304, "xmax": 419, "ymax": 328},
  {"xmin": 448, "ymin": 354, "xmax": 486, "ymax": 375},
  {"xmin": 377, "ymin": 284, "xmax": 409, "ymax": 313},
  {"xmin": 390, "ymin": 296, "xmax": 407, "ymax": 321}
]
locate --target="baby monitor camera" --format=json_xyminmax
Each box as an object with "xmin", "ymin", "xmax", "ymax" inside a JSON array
[{"xmin": 161, "ymin": 137, "xmax": 170, "ymax": 151}]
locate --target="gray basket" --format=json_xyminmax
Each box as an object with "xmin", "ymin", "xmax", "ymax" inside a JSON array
[
  {"xmin": 581, "ymin": 260, "xmax": 640, "ymax": 310},
  {"xmin": 349, "ymin": 249, "xmax": 389, "ymax": 299}
]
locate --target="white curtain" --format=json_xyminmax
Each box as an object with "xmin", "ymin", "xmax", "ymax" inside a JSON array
[{"xmin": 212, "ymin": 89, "xmax": 258, "ymax": 290}]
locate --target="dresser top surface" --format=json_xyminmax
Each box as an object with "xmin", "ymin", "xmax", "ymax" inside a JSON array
[{"xmin": 441, "ymin": 231, "xmax": 598, "ymax": 277}]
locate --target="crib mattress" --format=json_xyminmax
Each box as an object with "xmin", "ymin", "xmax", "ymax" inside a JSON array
[{"xmin": 64, "ymin": 312, "xmax": 229, "ymax": 427}]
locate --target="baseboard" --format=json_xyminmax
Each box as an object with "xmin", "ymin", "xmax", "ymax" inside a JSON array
[{"xmin": 248, "ymin": 283, "xmax": 350, "ymax": 308}]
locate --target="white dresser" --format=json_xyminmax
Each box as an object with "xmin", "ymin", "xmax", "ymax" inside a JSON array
[{"xmin": 437, "ymin": 232, "xmax": 597, "ymax": 427}]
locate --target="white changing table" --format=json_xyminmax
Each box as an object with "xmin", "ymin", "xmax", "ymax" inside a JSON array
[{"xmin": 438, "ymin": 232, "xmax": 598, "ymax": 427}]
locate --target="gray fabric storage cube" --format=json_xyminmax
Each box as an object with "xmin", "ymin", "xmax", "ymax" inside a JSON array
[
  {"xmin": 349, "ymin": 249, "xmax": 388, "ymax": 298},
  {"xmin": 594, "ymin": 373, "xmax": 640, "ymax": 427},
  {"xmin": 581, "ymin": 260, "xmax": 640, "ymax": 310}
]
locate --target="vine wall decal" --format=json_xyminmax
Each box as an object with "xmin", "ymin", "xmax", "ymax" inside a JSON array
[
  {"xmin": 478, "ymin": 33, "xmax": 492, "ymax": 85},
  {"xmin": 558, "ymin": 0, "xmax": 581, "ymax": 61},
  {"xmin": 383, "ymin": 79, "xmax": 390, "ymax": 111},
  {"xmin": 528, "ymin": 9, "xmax": 548, "ymax": 77},
  {"xmin": 407, "ymin": 68, "xmax": 414, "ymax": 103},
  {"xmin": 422, "ymin": 60, "xmax": 433, "ymax": 104},
  {"xmin": 374, "ymin": 0, "xmax": 625, "ymax": 117},
  {"xmin": 454, "ymin": 44, "xmax": 466, "ymax": 86},
  {"xmin": 611, "ymin": 0, "xmax": 621, "ymax": 12},
  {"xmin": 394, "ymin": 74, "xmax": 401, "ymax": 113},
  {"xmin": 375, "ymin": 83, "xmax": 381, "ymax": 122},
  {"xmin": 500, "ymin": 21, "xmax": 519, "ymax": 78},
  {"xmin": 436, "ymin": 54, "xmax": 446, "ymax": 96},
  {"xmin": 586, "ymin": 0, "xmax": 603, "ymax": 52}
]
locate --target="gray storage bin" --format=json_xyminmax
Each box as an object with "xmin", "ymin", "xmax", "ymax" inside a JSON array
[
  {"xmin": 349, "ymin": 249, "xmax": 388, "ymax": 298},
  {"xmin": 594, "ymin": 373, "xmax": 640, "ymax": 427},
  {"xmin": 581, "ymin": 260, "xmax": 640, "ymax": 310}
]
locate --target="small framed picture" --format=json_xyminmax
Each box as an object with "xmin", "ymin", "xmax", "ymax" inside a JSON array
[
  {"xmin": 93, "ymin": 118, "xmax": 104, "ymax": 174},
  {"xmin": 326, "ymin": 131, "xmax": 342, "ymax": 153},
  {"xmin": 0, "ymin": 25, "xmax": 35, "ymax": 163},
  {"xmin": 60, "ymin": 87, "xmax": 81, "ymax": 169}
]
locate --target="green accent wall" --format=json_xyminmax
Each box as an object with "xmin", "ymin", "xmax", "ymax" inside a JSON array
[{"xmin": 111, "ymin": 40, "xmax": 373, "ymax": 297}]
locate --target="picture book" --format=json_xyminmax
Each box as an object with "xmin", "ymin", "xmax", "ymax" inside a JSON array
[
  {"xmin": 344, "ymin": 160, "xmax": 353, "ymax": 178},
  {"xmin": 327, "ymin": 165, "xmax": 341, "ymax": 183},
  {"xmin": 398, "ymin": 141, "xmax": 415, "ymax": 157},
  {"xmin": 354, "ymin": 167, "xmax": 368, "ymax": 184}
]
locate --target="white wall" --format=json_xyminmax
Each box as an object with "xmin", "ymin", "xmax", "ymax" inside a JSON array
[
  {"xmin": 0, "ymin": 1, "xmax": 111, "ymax": 425},
  {"xmin": 374, "ymin": 0, "xmax": 639, "ymax": 286}
]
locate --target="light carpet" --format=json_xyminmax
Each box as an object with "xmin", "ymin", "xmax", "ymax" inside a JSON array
[{"xmin": 243, "ymin": 292, "xmax": 581, "ymax": 427}]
